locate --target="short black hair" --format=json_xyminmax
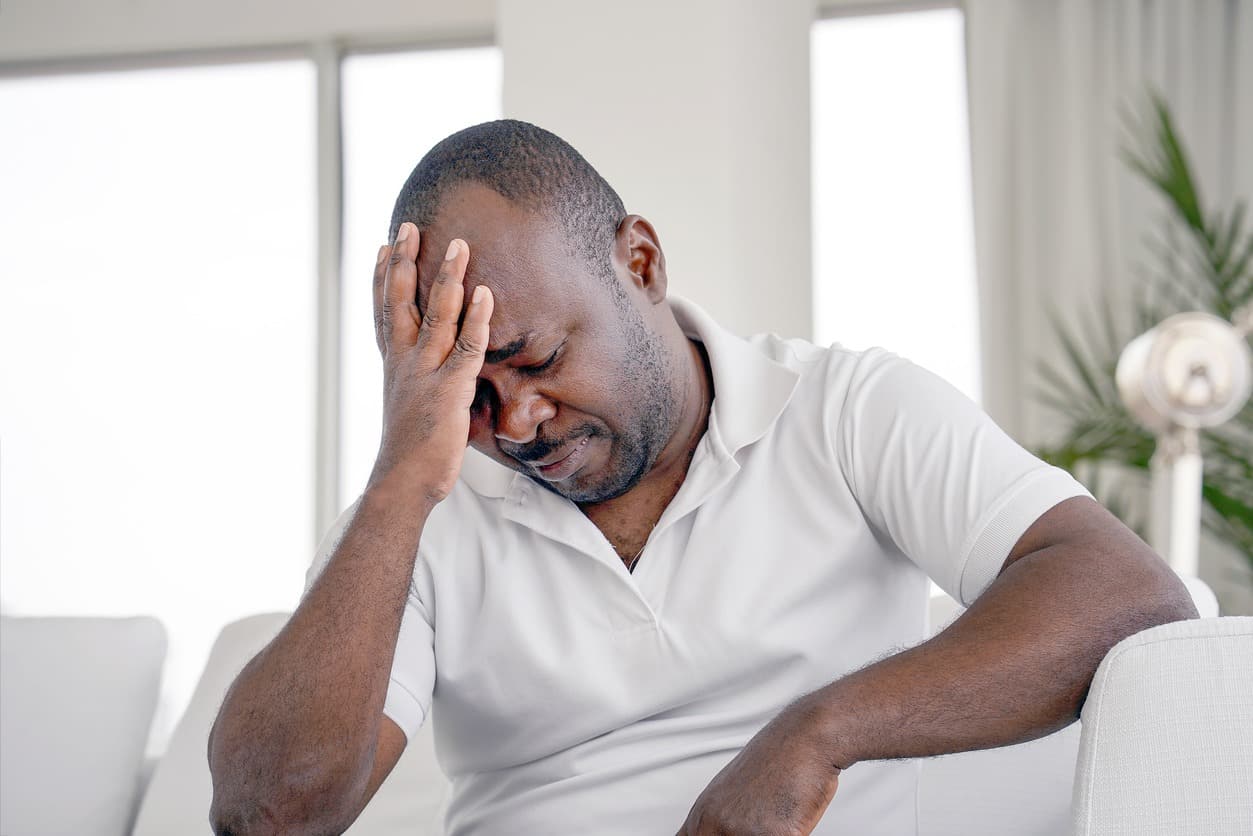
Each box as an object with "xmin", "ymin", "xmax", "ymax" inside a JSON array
[{"xmin": 389, "ymin": 119, "xmax": 627, "ymax": 282}]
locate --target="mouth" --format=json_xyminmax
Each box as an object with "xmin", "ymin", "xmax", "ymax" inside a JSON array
[{"xmin": 532, "ymin": 435, "xmax": 592, "ymax": 482}]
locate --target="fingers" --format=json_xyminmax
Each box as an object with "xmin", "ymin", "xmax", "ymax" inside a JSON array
[
  {"xmin": 372, "ymin": 243, "xmax": 389, "ymax": 354},
  {"xmin": 447, "ymin": 283, "xmax": 494, "ymax": 376},
  {"xmin": 414, "ymin": 237, "xmax": 469, "ymax": 363},
  {"xmin": 375, "ymin": 225, "xmax": 487, "ymax": 375},
  {"xmin": 381, "ymin": 222, "xmax": 422, "ymax": 349}
]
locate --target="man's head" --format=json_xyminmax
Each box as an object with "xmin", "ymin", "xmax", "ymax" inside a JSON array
[{"xmin": 389, "ymin": 120, "xmax": 691, "ymax": 504}]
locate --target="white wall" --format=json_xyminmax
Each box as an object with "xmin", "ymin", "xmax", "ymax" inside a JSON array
[{"xmin": 499, "ymin": 0, "xmax": 815, "ymax": 339}]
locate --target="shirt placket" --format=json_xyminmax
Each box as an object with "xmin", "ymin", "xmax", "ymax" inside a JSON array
[
  {"xmin": 500, "ymin": 475, "xmax": 657, "ymax": 629},
  {"xmin": 631, "ymin": 433, "xmax": 742, "ymax": 622}
]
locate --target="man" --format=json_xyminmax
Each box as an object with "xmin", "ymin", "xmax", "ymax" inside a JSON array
[{"xmin": 208, "ymin": 120, "xmax": 1197, "ymax": 835}]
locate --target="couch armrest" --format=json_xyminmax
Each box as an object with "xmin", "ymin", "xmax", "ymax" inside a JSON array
[{"xmin": 1071, "ymin": 616, "xmax": 1253, "ymax": 835}]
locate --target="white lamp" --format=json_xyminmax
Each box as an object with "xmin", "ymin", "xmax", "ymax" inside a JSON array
[{"xmin": 1115, "ymin": 308, "xmax": 1252, "ymax": 576}]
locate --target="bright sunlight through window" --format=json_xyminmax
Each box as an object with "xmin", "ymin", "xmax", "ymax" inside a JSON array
[
  {"xmin": 811, "ymin": 9, "xmax": 981, "ymax": 402},
  {"xmin": 0, "ymin": 61, "xmax": 318, "ymax": 752}
]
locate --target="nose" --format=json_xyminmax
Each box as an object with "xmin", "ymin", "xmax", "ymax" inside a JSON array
[{"xmin": 494, "ymin": 390, "xmax": 558, "ymax": 445}]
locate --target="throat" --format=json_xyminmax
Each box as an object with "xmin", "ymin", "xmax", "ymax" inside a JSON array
[
  {"xmin": 585, "ymin": 492, "xmax": 673, "ymax": 570},
  {"xmin": 583, "ymin": 447, "xmax": 696, "ymax": 569}
]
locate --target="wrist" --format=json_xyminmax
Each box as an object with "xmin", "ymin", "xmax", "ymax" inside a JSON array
[
  {"xmin": 791, "ymin": 684, "xmax": 860, "ymax": 772},
  {"xmin": 364, "ymin": 462, "xmax": 443, "ymax": 517}
]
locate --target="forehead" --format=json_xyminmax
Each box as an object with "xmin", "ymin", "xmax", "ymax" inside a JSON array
[{"xmin": 415, "ymin": 182, "xmax": 588, "ymax": 348}]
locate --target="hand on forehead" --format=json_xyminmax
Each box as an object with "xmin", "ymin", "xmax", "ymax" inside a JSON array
[
  {"xmin": 411, "ymin": 190, "xmax": 594, "ymax": 336},
  {"xmin": 411, "ymin": 183, "xmax": 558, "ymax": 318}
]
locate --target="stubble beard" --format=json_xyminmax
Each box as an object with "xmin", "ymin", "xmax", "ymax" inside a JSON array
[{"xmin": 554, "ymin": 305, "xmax": 682, "ymax": 505}]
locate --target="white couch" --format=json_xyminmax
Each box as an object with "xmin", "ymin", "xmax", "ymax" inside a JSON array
[
  {"xmin": 1071, "ymin": 615, "xmax": 1253, "ymax": 836},
  {"xmin": 3, "ymin": 588, "xmax": 1247, "ymax": 836},
  {"xmin": 0, "ymin": 615, "xmax": 166, "ymax": 836}
]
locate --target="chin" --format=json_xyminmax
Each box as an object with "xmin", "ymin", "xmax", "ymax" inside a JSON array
[{"xmin": 563, "ymin": 458, "xmax": 651, "ymax": 505}]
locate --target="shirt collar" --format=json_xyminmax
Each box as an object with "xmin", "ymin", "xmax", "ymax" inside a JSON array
[
  {"xmin": 458, "ymin": 293, "xmax": 800, "ymax": 499},
  {"xmin": 668, "ymin": 294, "xmax": 800, "ymax": 460}
]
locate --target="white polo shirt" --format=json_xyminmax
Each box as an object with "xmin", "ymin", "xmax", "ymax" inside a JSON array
[{"xmin": 306, "ymin": 296, "xmax": 1089, "ymax": 835}]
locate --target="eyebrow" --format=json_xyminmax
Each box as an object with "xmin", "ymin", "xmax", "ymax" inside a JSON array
[{"xmin": 485, "ymin": 336, "xmax": 529, "ymax": 364}]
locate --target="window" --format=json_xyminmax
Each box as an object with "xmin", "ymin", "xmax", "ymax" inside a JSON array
[
  {"xmin": 338, "ymin": 47, "xmax": 503, "ymax": 507},
  {"xmin": 0, "ymin": 46, "xmax": 502, "ymax": 752},
  {"xmin": 811, "ymin": 8, "xmax": 981, "ymax": 402},
  {"xmin": 0, "ymin": 61, "xmax": 318, "ymax": 750}
]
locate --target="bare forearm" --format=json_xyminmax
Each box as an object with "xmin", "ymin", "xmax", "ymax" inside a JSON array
[
  {"xmin": 803, "ymin": 536, "xmax": 1197, "ymax": 768},
  {"xmin": 208, "ymin": 471, "xmax": 432, "ymax": 832},
  {"xmin": 205, "ymin": 221, "xmax": 491, "ymax": 833}
]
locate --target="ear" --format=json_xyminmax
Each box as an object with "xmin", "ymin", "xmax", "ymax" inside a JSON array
[{"xmin": 614, "ymin": 214, "xmax": 667, "ymax": 303}]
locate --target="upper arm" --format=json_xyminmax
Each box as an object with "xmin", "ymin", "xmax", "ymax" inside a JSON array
[
  {"xmin": 831, "ymin": 350, "xmax": 1091, "ymax": 605},
  {"xmin": 992, "ymin": 491, "xmax": 1187, "ymax": 609},
  {"xmin": 999, "ymin": 493, "xmax": 1127, "ymax": 572}
]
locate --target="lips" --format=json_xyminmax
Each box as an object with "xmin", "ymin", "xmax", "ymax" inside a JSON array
[
  {"xmin": 533, "ymin": 439, "xmax": 583, "ymax": 468},
  {"xmin": 534, "ymin": 435, "xmax": 592, "ymax": 482}
]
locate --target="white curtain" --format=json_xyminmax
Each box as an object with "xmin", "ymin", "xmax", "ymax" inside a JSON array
[
  {"xmin": 965, "ymin": 0, "xmax": 1253, "ymax": 447},
  {"xmin": 964, "ymin": 0, "xmax": 1253, "ymax": 612}
]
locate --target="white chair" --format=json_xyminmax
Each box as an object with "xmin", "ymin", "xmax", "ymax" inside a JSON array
[{"xmin": 1071, "ymin": 616, "xmax": 1253, "ymax": 836}]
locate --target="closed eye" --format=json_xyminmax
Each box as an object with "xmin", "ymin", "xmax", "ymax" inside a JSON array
[{"xmin": 520, "ymin": 343, "xmax": 563, "ymax": 376}]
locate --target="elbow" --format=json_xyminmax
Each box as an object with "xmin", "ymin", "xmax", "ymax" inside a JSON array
[
  {"xmin": 209, "ymin": 788, "xmax": 349, "ymax": 836},
  {"xmin": 208, "ymin": 801, "xmax": 280, "ymax": 836},
  {"xmin": 1152, "ymin": 576, "xmax": 1201, "ymax": 624},
  {"xmin": 1127, "ymin": 557, "xmax": 1201, "ymax": 632},
  {"xmin": 208, "ymin": 778, "xmax": 297, "ymax": 836},
  {"xmin": 208, "ymin": 754, "xmax": 368, "ymax": 836}
]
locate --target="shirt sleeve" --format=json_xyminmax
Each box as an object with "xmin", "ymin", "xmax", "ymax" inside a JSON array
[
  {"xmin": 831, "ymin": 349, "xmax": 1092, "ymax": 606},
  {"xmin": 303, "ymin": 498, "xmax": 437, "ymax": 742}
]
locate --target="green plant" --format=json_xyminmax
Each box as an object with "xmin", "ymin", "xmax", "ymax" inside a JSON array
[{"xmin": 1033, "ymin": 93, "xmax": 1253, "ymax": 572}]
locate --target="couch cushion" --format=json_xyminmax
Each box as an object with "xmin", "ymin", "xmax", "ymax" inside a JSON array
[
  {"xmin": 918, "ymin": 723, "xmax": 1080, "ymax": 836},
  {"xmin": 133, "ymin": 612, "xmax": 449, "ymax": 835},
  {"xmin": 0, "ymin": 615, "xmax": 166, "ymax": 836}
]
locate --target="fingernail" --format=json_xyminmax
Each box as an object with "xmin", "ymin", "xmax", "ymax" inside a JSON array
[
  {"xmin": 396, "ymin": 223, "xmax": 410, "ymax": 243},
  {"xmin": 445, "ymin": 239, "xmax": 460, "ymax": 261},
  {"xmin": 472, "ymin": 285, "xmax": 487, "ymax": 304},
  {"xmin": 376, "ymin": 245, "xmax": 387, "ymax": 264}
]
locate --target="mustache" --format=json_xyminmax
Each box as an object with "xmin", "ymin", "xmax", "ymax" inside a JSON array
[{"xmin": 502, "ymin": 425, "xmax": 600, "ymax": 464}]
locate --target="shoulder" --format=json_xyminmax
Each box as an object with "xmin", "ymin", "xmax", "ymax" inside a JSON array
[
  {"xmin": 741, "ymin": 331, "xmax": 912, "ymax": 422},
  {"xmin": 744, "ymin": 330, "xmax": 905, "ymax": 386}
]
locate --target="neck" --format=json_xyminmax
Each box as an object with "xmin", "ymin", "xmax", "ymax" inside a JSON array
[
  {"xmin": 628, "ymin": 335, "xmax": 713, "ymax": 499},
  {"xmin": 577, "ymin": 333, "xmax": 713, "ymax": 563}
]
